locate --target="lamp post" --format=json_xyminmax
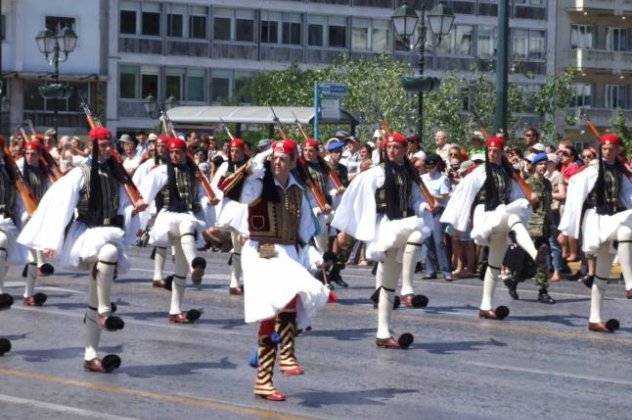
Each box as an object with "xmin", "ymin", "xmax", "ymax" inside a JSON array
[
  {"xmin": 144, "ymin": 94, "xmax": 178, "ymax": 120},
  {"xmin": 35, "ymin": 25, "xmax": 78, "ymax": 137},
  {"xmin": 495, "ymin": 1, "xmax": 509, "ymax": 134},
  {"xmin": 392, "ymin": 1, "xmax": 454, "ymax": 137}
]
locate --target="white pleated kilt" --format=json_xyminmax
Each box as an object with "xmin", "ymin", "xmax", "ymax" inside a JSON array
[
  {"xmin": 365, "ymin": 214, "xmax": 431, "ymax": 262},
  {"xmin": 471, "ymin": 199, "xmax": 530, "ymax": 246},
  {"xmin": 581, "ymin": 208, "xmax": 632, "ymax": 254},
  {"xmin": 242, "ymin": 240, "xmax": 330, "ymax": 329},
  {"xmin": 0, "ymin": 216, "xmax": 29, "ymax": 264},
  {"xmin": 61, "ymin": 222, "xmax": 130, "ymax": 273},
  {"xmin": 215, "ymin": 199, "xmax": 248, "ymax": 234},
  {"xmin": 148, "ymin": 210, "xmax": 206, "ymax": 248}
]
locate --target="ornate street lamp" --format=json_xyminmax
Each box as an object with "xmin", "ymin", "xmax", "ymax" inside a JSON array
[
  {"xmin": 144, "ymin": 94, "xmax": 178, "ymax": 119},
  {"xmin": 392, "ymin": 1, "xmax": 455, "ymax": 136},
  {"xmin": 35, "ymin": 25, "xmax": 78, "ymax": 137}
]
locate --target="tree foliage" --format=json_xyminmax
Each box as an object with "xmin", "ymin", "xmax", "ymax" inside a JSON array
[{"xmin": 246, "ymin": 55, "xmax": 576, "ymax": 150}]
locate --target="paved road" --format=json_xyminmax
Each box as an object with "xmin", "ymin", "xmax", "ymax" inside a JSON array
[{"xmin": 1, "ymin": 246, "xmax": 632, "ymax": 419}]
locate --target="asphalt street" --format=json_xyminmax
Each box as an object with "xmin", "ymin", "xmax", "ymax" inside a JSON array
[{"xmin": 1, "ymin": 245, "xmax": 632, "ymax": 420}]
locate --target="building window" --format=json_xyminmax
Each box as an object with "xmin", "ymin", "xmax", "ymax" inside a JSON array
[
  {"xmin": 141, "ymin": 73, "xmax": 158, "ymax": 99},
  {"xmin": 211, "ymin": 69, "xmax": 231, "ymax": 103},
  {"xmin": 477, "ymin": 25, "xmax": 495, "ymax": 58},
  {"xmin": 189, "ymin": 15, "xmax": 206, "ymax": 39},
  {"xmin": 308, "ymin": 16, "xmax": 347, "ymax": 48},
  {"xmin": 351, "ymin": 18, "xmax": 389, "ymax": 52},
  {"xmin": 167, "ymin": 13, "xmax": 184, "ymax": 38},
  {"xmin": 165, "ymin": 68, "xmax": 184, "ymax": 100},
  {"xmin": 261, "ymin": 16, "xmax": 280, "ymax": 44},
  {"xmin": 328, "ymin": 16, "xmax": 347, "ymax": 48},
  {"xmin": 1, "ymin": 15, "xmax": 5, "ymax": 41},
  {"xmin": 186, "ymin": 69, "xmax": 206, "ymax": 102},
  {"xmin": 282, "ymin": 16, "xmax": 301, "ymax": 45},
  {"xmin": 571, "ymin": 25, "xmax": 592, "ymax": 49},
  {"xmin": 571, "ymin": 83, "xmax": 591, "ymax": 107},
  {"xmin": 214, "ymin": 17, "xmax": 231, "ymax": 40},
  {"xmin": 512, "ymin": 28, "xmax": 545, "ymax": 60},
  {"xmin": 45, "ymin": 16, "xmax": 76, "ymax": 30},
  {"xmin": 438, "ymin": 25, "xmax": 473, "ymax": 55},
  {"xmin": 142, "ymin": 12, "xmax": 160, "ymax": 36},
  {"xmin": 235, "ymin": 71, "xmax": 254, "ymax": 104},
  {"xmin": 607, "ymin": 28, "xmax": 628, "ymax": 52},
  {"xmin": 308, "ymin": 23, "xmax": 324, "ymax": 46},
  {"xmin": 606, "ymin": 84, "xmax": 626, "ymax": 109},
  {"xmin": 120, "ymin": 10, "xmax": 136, "ymax": 34},
  {"xmin": 120, "ymin": 65, "xmax": 160, "ymax": 99},
  {"xmin": 236, "ymin": 14, "xmax": 255, "ymax": 42},
  {"xmin": 213, "ymin": 8, "xmax": 255, "ymax": 42}
]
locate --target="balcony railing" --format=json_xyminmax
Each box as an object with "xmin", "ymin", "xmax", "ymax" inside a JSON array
[
  {"xmin": 119, "ymin": 36, "xmax": 163, "ymax": 55},
  {"xmin": 166, "ymin": 40, "xmax": 209, "ymax": 58}
]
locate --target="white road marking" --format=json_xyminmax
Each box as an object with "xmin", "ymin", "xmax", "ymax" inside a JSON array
[
  {"xmin": 465, "ymin": 361, "xmax": 632, "ymax": 386},
  {"xmin": 0, "ymin": 393, "xmax": 138, "ymax": 419}
]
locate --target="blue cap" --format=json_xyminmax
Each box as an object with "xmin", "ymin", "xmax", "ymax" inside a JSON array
[
  {"xmin": 327, "ymin": 140, "xmax": 345, "ymax": 151},
  {"xmin": 531, "ymin": 152, "xmax": 548, "ymax": 165}
]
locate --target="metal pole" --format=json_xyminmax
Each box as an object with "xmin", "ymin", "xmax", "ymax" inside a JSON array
[
  {"xmin": 418, "ymin": 7, "xmax": 426, "ymax": 137},
  {"xmin": 53, "ymin": 39, "xmax": 59, "ymax": 139},
  {"xmin": 495, "ymin": 0, "xmax": 509, "ymax": 134},
  {"xmin": 0, "ymin": 0, "xmax": 3, "ymax": 138}
]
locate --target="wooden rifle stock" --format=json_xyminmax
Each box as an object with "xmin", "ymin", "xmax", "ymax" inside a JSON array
[
  {"xmin": 291, "ymin": 112, "xmax": 345, "ymax": 190},
  {"xmin": 3, "ymin": 145, "xmax": 38, "ymax": 215},
  {"xmin": 480, "ymin": 127, "xmax": 533, "ymax": 199},
  {"xmin": 81, "ymin": 101, "xmax": 144, "ymax": 207},
  {"xmin": 586, "ymin": 119, "xmax": 601, "ymax": 139},
  {"xmin": 26, "ymin": 123, "xmax": 63, "ymax": 181},
  {"xmin": 378, "ymin": 118, "xmax": 437, "ymax": 208},
  {"xmin": 271, "ymin": 108, "xmax": 328, "ymax": 212},
  {"xmin": 159, "ymin": 110, "xmax": 218, "ymax": 203}
]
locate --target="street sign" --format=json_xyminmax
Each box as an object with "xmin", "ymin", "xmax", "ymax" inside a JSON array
[
  {"xmin": 321, "ymin": 98, "xmax": 341, "ymax": 120},
  {"xmin": 320, "ymin": 83, "xmax": 349, "ymax": 97}
]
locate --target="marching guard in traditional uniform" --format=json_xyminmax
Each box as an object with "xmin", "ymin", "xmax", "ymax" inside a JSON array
[
  {"xmin": 17, "ymin": 141, "xmax": 55, "ymax": 306},
  {"xmin": 137, "ymin": 137, "xmax": 210, "ymax": 323},
  {"xmin": 0, "ymin": 136, "xmax": 30, "ymax": 301},
  {"xmin": 220, "ymin": 139, "xmax": 329, "ymax": 401},
  {"xmin": 132, "ymin": 135, "xmax": 173, "ymax": 288},
  {"xmin": 559, "ymin": 133, "xmax": 632, "ymax": 332},
  {"xmin": 332, "ymin": 133, "xmax": 432, "ymax": 349},
  {"xmin": 441, "ymin": 136, "xmax": 547, "ymax": 320},
  {"xmin": 18, "ymin": 127, "xmax": 147, "ymax": 373},
  {"xmin": 210, "ymin": 138, "xmax": 249, "ymax": 295}
]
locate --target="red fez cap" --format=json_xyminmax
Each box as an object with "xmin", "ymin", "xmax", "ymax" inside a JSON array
[
  {"xmin": 0, "ymin": 135, "xmax": 4, "ymax": 146},
  {"xmin": 25, "ymin": 141, "xmax": 42, "ymax": 152},
  {"xmin": 156, "ymin": 135, "xmax": 169, "ymax": 145},
  {"xmin": 600, "ymin": 133, "xmax": 621, "ymax": 146},
  {"xmin": 273, "ymin": 139, "xmax": 297, "ymax": 156},
  {"xmin": 89, "ymin": 127, "xmax": 112, "ymax": 141},
  {"xmin": 486, "ymin": 136, "xmax": 504, "ymax": 148},
  {"xmin": 387, "ymin": 133, "xmax": 407, "ymax": 144},
  {"xmin": 167, "ymin": 137, "xmax": 186, "ymax": 150},
  {"xmin": 34, "ymin": 134, "xmax": 45, "ymax": 141},
  {"xmin": 230, "ymin": 138, "xmax": 246, "ymax": 149},
  {"xmin": 303, "ymin": 138, "xmax": 318, "ymax": 149}
]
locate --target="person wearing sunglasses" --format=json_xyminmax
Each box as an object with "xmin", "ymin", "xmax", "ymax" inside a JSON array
[
  {"xmin": 442, "ymin": 136, "xmax": 549, "ymax": 321},
  {"xmin": 581, "ymin": 147, "xmax": 597, "ymax": 164},
  {"xmin": 559, "ymin": 133, "xmax": 632, "ymax": 333}
]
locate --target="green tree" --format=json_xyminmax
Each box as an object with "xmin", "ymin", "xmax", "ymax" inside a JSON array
[
  {"xmin": 531, "ymin": 68, "xmax": 577, "ymax": 143},
  {"xmin": 610, "ymin": 109, "xmax": 632, "ymax": 154}
]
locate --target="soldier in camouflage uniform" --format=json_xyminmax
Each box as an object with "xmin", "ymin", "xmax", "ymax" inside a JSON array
[{"xmin": 503, "ymin": 152, "xmax": 556, "ymax": 304}]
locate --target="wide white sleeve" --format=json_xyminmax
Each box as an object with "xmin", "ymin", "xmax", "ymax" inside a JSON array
[
  {"xmin": 558, "ymin": 167, "xmax": 596, "ymax": 239},
  {"xmin": 298, "ymin": 190, "xmax": 318, "ymax": 244},
  {"xmin": 137, "ymin": 165, "xmax": 168, "ymax": 229},
  {"xmin": 440, "ymin": 165, "xmax": 486, "ymax": 233},
  {"xmin": 331, "ymin": 166, "xmax": 382, "ymax": 241},
  {"xmin": 17, "ymin": 167, "xmax": 83, "ymax": 252},
  {"xmin": 210, "ymin": 161, "xmax": 229, "ymax": 200}
]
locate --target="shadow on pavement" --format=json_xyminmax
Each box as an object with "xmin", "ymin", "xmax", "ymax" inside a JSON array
[
  {"xmin": 293, "ymin": 387, "xmax": 417, "ymax": 408},
  {"xmin": 121, "ymin": 357, "xmax": 237, "ymax": 378},
  {"xmin": 416, "ymin": 338, "xmax": 507, "ymax": 355}
]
